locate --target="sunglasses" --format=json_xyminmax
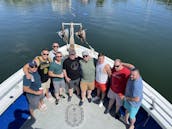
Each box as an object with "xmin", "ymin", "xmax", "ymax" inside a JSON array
[
  {"xmin": 83, "ymin": 55, "xmax": 88, "ymax": 58},
  {"xmin": 114, "ymin": 65, "xmax": 120, "ymax": 68},
  {"xmin": 53, "ymin": 46, "xmax": 59, "ymax": 48},
  {"xmin": 30, "ymin": 65, "xmax": 37, "ymax": 68},
  {"xmin": 43, "ymin": 53, "xmax": 49, "ymax": 56},
  {"xmin": 56, "ymin": 56, "xmax": 62, "ymax": 58}
]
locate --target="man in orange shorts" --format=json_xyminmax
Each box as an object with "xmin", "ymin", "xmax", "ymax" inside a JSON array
[{"xmin": 93, "ymin": 53, "xmax": 111, "ymax": 107}]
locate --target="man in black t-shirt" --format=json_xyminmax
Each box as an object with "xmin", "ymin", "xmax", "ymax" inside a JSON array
[{"xmin": 63, "ymin": 50, "xmax": 81, "ymax": 102}]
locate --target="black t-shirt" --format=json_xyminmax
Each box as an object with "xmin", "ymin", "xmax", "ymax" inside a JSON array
[{"xmin": 63, "ymin": 57, "xmax": 81, "ymax": 80}]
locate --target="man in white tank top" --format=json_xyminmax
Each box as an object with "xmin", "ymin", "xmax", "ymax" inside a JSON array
[{"xmin": 93, "ymin": 53, "xmax": 111, "ymax": 107}]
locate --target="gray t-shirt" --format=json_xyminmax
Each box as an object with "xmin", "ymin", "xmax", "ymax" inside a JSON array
[{"xmin": 125, "ymin": 77, "xmax": 143, "ymax": 107}]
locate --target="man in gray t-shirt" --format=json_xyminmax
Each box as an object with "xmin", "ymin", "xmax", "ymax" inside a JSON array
[{"xmin": 124, "ymin": 68, "xmax": 143, "ymax": 129}]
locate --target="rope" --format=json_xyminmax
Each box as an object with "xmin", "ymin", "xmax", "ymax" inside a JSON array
[{"xmin": 84, "ymin": 41, "xmax": 95, "ymax": 51}]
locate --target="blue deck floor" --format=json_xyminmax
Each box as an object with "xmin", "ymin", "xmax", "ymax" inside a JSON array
[{"xmin": 0, "ymin": 95, "xmax": 29, "ymax": 129}]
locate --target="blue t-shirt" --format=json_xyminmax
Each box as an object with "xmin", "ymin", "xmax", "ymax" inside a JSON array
[
  {"xmin": 125, "ymin": 77, "xmax": 143, "ymax": 107},
  {"xmin": 23, "ymin": 71, "xmax": 41, "ymax": 93}
]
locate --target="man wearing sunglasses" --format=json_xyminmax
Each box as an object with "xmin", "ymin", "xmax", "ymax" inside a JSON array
[
  {"xmin": 79, "ymin": 51, "xmax": 95, "ymax": 106},
  {"xmin": 49, "ymin": 42, "xmax": 59, "ymax": 61},
  {"xmin": 48, "ymin": 52, "xmax": 65, "ymax": 105},
  {"xmin": 23, "ymin": 49, "xmax": 54, "ymax": 105},
  {"xmin": 23, "ymin": 61, "xmax": 44, "ymax": 118},
  {"xmin": 105, "ymin": 59, "xmax": 134, "ymax": 119}
]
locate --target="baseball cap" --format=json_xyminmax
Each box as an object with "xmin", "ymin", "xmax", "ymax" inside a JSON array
[
  {"xmin": 28, "ymin": 61, "xmax": 37, "ymax": 68},
  {"xmin": 82, "ymin": 51, "xmax": 89, "ymax": 56},
  {"xmin": 69, "ymin": 49, "xmax": 76, "ymax": 55}
]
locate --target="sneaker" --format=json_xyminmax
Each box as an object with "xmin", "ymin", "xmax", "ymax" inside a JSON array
[
  {"xmin": 60, "ymin": 95, "xmax": 65, "ymax": 99},
  {"xmin": 28, "ymin": 116, "xmax": 36, "ymax": 124},
  {"xmin": 104, "ymin": 109, "xmax": 110, "ymax": 114},
  {"xmin": 41, "ymin": 103, "xmax": 47, "ymax": 109},
  {"xmin": 115, "ymin": 113, "xmax": 120, "ymax": 120},
  {"xmin": 98, "ymin": 101, "xmax": 103, "ymax": 107},
  {"xmin": 47, "ymin": 97, "xmax": 55, "ymax": 103},
  {"xmin": 87, "ymin": 98, "xmax": 92, "ymax": 103},
  {"xmin": 79, "ymin": 100, "xmax": 84, "ymax": 106},
  {"xmin": 39, "ymin": 104, "xmax": 47, "ymax": 111},
  {"xmin": 129, "ymin": 125, "xmax": 135, "ymax": 129},
  {"xmin": 92, "ymin": 96, "xmax": 100, "ymax": 101},
  {"xmin": 55, "ymin": 99, "xmax": 59, "ymax": 105},
  {"xmin": 68, "ymin": 96, "xmax": 72, "ymax": 102},
  {"xmin": 120, "ymin": 116, "xmax": 130, "ymax": 125}
]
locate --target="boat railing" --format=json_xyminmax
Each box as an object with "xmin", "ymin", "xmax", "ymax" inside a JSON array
[
  {"xmin": 62, "ymin": 22, "xmax": 82, "ymax": 27},
  {"xmin": 0, "ymin": 68, "xmax": 24, "ymax": 115},
  {"xmin": 142, "ymin": 81, "xmax": 172, "ymax": 129}
]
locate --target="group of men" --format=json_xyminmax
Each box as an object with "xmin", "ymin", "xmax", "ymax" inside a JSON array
[{"xmin": 23, "ymin": 42, "xmax": 143, "ymax": 129}]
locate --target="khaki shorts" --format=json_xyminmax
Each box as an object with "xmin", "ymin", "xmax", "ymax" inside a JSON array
[
  {"xmin": 107, "ymin": 88, "xmax": 123, "ymax": 107},
  {"xmin": 80, "ymin": 81, "xmax": 95, "ymax": 92},
  {"xmin": 41, "ymin": 79, "xmax": 50, "ymax": 93}
]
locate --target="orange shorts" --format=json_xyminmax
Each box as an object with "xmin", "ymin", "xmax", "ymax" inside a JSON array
[{"xmin": 95, "ymin": 81, "xmax": 107, "ymax": 93}]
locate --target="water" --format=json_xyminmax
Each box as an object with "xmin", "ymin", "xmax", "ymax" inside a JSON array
[{"xmin": 0, "ymin": 0, "xmax": 172, "ymax": 103}]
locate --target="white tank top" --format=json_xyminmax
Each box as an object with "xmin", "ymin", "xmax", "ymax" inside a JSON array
[{"xmin": 96, "ymin": 62, "xmax": 108, "ymax": 83}]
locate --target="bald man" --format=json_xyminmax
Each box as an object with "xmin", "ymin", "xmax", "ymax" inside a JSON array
[
  {"xmin": 105, "ymin": 59, "xmax": 134, "ymax": 119},
  {"xmin": 124, "ymin": 68, "xmax": 143, "ymax": 129}
]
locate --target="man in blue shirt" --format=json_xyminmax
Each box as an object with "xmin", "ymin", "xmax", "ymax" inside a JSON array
[
  {"xmin": 23, "ymin": 61, "xmax": 44, "ymax": 118},
  {"xmin": 124, "ymin": 68, "xmax": 143, "ymax": 129},
  {"xmin": 49, "ymin": 52, "xmax": 65, "ymax": 105}
]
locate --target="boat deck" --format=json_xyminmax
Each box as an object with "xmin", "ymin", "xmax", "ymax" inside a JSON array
[{"xmin": 20, "ymin": 94, "xmax": 127, "ymax": 129}]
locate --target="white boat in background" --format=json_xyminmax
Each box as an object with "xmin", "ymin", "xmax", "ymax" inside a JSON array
[{"xmin": 0, "ymin": 23, "xmax": 172, "ymax": 129}]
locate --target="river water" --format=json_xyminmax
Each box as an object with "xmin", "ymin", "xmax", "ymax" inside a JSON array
[{"xmin": 0, "ymin": 0, "xmax": 172, "ymax": 102}]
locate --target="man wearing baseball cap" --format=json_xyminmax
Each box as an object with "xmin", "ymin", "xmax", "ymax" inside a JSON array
[
  {"xmin": 79, "ymin": 50, "xmax": 95, "ymax": 106},
  {"xmin": 23, "ymin": 60, "xmax": 44, "ymax": 118},
  {"xmin": 63, "ymin": 49, "xmax": 81, "ymax": 102}
]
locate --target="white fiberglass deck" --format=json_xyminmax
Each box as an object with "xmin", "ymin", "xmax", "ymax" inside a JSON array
[{"xmin": 20, "ymin": 95, "xmax": 126, "ymax": 129}]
